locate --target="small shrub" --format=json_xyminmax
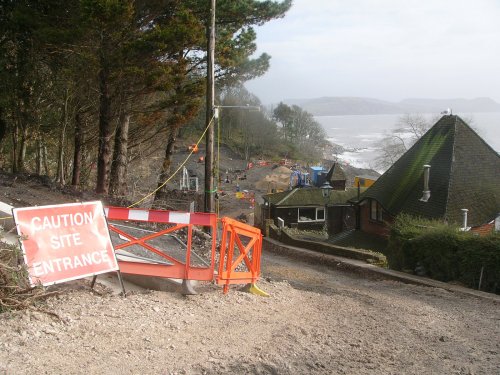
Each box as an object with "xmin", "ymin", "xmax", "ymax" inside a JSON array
[{"xmin": 0, "ymin": 237, "xmax": 57, "ymax": 314}]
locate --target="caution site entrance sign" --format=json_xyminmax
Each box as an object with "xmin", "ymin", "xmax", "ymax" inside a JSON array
[{"xmin": 13, "ymin": 201, "xmax": 119, "ymax": 286}]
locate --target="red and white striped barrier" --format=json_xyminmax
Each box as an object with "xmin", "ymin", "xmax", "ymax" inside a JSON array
[
  {"xmin": 104, "ymin": 206, "xmax": 217, "ymax": 282},
  {"xmin": 104, "ymin": 206, "xmax": 263, "ymax": 294},
  {"xmin": 104, "ymin": 207, "xmax": 213, "ymax": 226}
]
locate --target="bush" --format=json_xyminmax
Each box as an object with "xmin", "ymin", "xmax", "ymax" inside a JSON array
[
  {"xmin": 386, "ymin": 214, "xmax": 455, "ymax": 271},
  {"xmin": 457, "ymin": 234, "xmax": 500, "ymax": 293},
  {"xmin": 0, "ymin": 237, "xmax": 55, "ymax": 314},
  {"xmin": 387, "ymin": 214, "xmax": 500, "ymax": 293}
]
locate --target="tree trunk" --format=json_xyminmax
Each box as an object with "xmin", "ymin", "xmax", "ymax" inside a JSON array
[
  {"xmin": 42, "ymin": 144, "xmax": 49, "ymax": 176},
  {"xmin": 36, "ymin": 137, "xmax": 42, "ymax": 175},
  {"xmin": 11, "ymin": 124, "xmax": 18, "ymax": 173},
  {"xmin": 56, "ymin": 89, "xmax": 70, "ymax": 185},
  {"xmin": 71, "ymin": 112, "xmax": 83, "ymax": 186},
  {"xmin": 17, "ymin": 125, "xmax": 28, "ymax": 173},
  {"xmin": 154, "ymin": 127, "xmax": 178, "ymax": 201},
  {"xmin": 110, "ymin": 112, "xmax": 130, "ymax": 197},
  {"xmin": 0, "ymin": 108, "xmax": 6, "ymax": 146},
  {"xmin": 244, "ymin": 142, "xmax": 250, "ymax": 161},
  {"xmin": 96, "ymin": 49, "xmax": 113, "ymax": 194}
]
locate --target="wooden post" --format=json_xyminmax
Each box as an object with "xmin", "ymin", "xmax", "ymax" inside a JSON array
[{"xmin": 204, "ymin": 0, "xmax": 216, "ymax": 214}]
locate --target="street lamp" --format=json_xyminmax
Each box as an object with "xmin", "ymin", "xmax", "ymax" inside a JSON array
[{"xmin": 321, "ymin": 181, "xmax": 333, "ymax": 235}]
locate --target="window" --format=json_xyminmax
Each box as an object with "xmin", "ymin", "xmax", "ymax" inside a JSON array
[
  {"xmin": 370, "ymin": 199, "xmax": 383, "ymax": 222},
  {"xmin": 298, "ymin": 207, "xmax": 325, "ymax": 222}
]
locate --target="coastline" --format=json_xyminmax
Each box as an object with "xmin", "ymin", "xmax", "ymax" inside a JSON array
[{"xmin": 319, "ymin": 112, "xmax": 500, "ymax": 172}]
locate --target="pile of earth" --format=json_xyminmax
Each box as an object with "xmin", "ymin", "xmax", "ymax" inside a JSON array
[{"xmin": 255, "ymin": 166, "xmax": 293, "ymax": 192}]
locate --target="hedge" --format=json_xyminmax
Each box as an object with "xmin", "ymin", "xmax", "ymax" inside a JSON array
[{"xmin": 387, "ymin": 214, "xmax": 500, "ymax": 294}]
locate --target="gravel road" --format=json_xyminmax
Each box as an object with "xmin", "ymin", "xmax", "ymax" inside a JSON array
[{"xmin": 1, "ymin": 251, "xmax": 499, "ymax": 375}]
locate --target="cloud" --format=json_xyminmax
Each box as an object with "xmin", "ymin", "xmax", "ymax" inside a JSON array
[{"xmin": 245, "ymin": 0, "xmax": 500, "ymax": 104}]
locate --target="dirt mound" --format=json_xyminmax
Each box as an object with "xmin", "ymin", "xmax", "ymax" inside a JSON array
[
  {"xmin": 272, "ymin": 166, "xmax": 293, "ymax": 175},
  {"xmin": 255, "ymin": 166, "xmax": 292, "ymax": 192}
]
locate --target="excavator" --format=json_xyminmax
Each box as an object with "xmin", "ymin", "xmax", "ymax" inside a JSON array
[{"xmin": 289, "ymin": 170, "xmax": 309, "ymax": 189}]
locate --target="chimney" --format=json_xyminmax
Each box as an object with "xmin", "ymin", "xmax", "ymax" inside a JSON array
[
  {"xmin": 420, "ymin": 165, "xmax": 431, "ymax": 202},
  {"xmin": 461, "ymin": 209, "xmax": 469, "ymax": 231}
]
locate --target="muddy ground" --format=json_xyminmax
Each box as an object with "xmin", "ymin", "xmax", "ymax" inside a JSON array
[{"xmin": 0, "ymin": 149, "xmax": 285, "ymax": 226}]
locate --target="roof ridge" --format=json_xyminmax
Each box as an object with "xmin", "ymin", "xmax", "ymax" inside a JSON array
[
  {"xmin": 443, "ymin": 115, "xmax": 500, "ymax": 225},
  {"xmin": 276, "ymin": 188, "xmax": 298, "ymax": 205},
  {"xmin": 360, "ymin": 115, "xmax": 447, "ymax": 200},
  {"xmin": 356, "ymin": 115, "xmax": 499, "ymax": 224},
  {"xmin": 457, "ymin": 115, "xmax": 500, "ymax": 158},
  {"xmin": 358, "ymin": 115, "xmax": 457, "ymax": 216},
  {"xmin": 443, "ymin": 115, "xmax": 458, "ymax": 221}
]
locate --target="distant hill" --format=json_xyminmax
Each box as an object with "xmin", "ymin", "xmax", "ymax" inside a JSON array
[
  {"xmin": 283, "ymin": 97, "xmax": 500, "ymax": 116},
  {"xmin": 398, "ymin": 98, "xmax": 500, "ymax": 113}
]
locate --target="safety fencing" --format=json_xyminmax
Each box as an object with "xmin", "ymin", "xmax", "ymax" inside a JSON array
[
  {"xmin": 104, "ymin": 207, "xmax": 263, "ymax": 294},
  {"xmin": 104, "ymin": 207, "xmax": 217, "ymax": 281},
  {"xmin": 216, "ymin": 217, "xmax": 263, "ymax": 294}
]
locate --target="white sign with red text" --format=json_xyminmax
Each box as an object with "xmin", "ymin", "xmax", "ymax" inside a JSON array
[{"xmin": 13, "ymin": 201, "xmax": 118, "ymax": 286}]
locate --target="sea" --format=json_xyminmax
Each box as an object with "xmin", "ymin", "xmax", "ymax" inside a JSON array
[{"xmin": 315, "ymin": 112, "xmax": 500, "ymax": 173}]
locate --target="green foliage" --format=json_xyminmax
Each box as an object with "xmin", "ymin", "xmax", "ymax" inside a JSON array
[
  {"xmin": 272, "ymin": 102, "xmax": 327, "ymax": 161},
  {"xmin": 214, "ymin": 0, "xmax": 291, "ymax": 86},
  {"xmin": 388, "ymin": 214, "xmax": 500, "ymax": 293},
  {"xmin": 211, "ymin": 87, "xmax": 330, "ymax": 163},
  {"xmin": 0, "ymin": 0, "xmax": 292, "ymax": 191},
  {"xmin": 457, "ymin": 234, "xmax": 500, "ymax": 293}
]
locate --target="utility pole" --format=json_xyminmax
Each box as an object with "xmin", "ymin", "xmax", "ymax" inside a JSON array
[{"xmin": 204, "ymin": 0, "xmax": 216, "ymax": 214}]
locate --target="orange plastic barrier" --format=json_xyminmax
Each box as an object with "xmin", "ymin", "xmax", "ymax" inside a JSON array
[
  {"xmin": 216, "ymin": 217, "xmax": 263, "ymax": 293},
  {"xmin": 104, "ymin": 207, "xmax": 217, "ymax": 281},
  {"xmin": 104, "ymin": 207, "xmax": 263, "ymax": 293}
]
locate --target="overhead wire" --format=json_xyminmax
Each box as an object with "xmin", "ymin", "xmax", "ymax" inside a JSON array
[
  {"xmin": 0, "ymin": 116, "xmax": 216, "ymax": 216},
  {"xmin": 128, "ymin": 115, "xmax": 215, "ymax": 208}
]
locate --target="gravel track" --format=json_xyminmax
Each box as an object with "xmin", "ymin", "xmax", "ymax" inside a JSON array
[{"xmin": 1, "ymin": 252, "xmax": 499, "ymax": 375}]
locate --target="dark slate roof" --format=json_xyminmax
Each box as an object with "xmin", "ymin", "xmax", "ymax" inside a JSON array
[
  {"xmin": 264, "ymin": 187, "xmax": 361, "ymax": 207},
  {"xmin": 358, "ymin": 115, "xmax": 500, "ymax": 226},
  {"xmin": 325, "ymin": 162, "xmax": 346, "ymax": 182}
]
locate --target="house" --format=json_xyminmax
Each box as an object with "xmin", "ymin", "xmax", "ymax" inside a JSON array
[
  {"xmin": 307, "ymin": 162, "xmax": 348, "ymax": 189},
  {"xmin": 318, "ymin": 162, "xmax": 347, "ymax": 190},
  {"xmin": 260, "ymin": 187, "xmax": 359, "ymax": 233},
  {"xmin": 354, "ymin": 115, "xmax": 500, "ymax": 237}
]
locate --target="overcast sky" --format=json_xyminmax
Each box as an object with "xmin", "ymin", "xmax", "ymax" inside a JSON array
[{"xmin": 244, "ymin": 0, "xmax": 500, "ymax": 105}]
